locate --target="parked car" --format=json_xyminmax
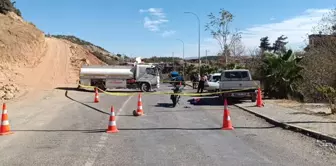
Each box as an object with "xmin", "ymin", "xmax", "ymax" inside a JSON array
[{"xmin": 204, "ymin": 73, "xmax": 221, "ymax": 92}]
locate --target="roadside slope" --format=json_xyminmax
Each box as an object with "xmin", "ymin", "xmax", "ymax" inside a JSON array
[
  {"xmin": 15, "ymin": 37, "xmax": 105, "ymax": 91},
  {"xmin": 0, "ymin": 12, "xmax": 106, "ymax": 101}
]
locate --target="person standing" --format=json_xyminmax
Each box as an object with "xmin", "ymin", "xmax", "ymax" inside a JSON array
[{"xmin": 197, "ymin": 74, "xmax": 207, "ymax": 93}]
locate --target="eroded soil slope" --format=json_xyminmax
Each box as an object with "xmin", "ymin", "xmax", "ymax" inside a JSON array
[{"xmin": 0, "ymin": 12, "xmax": 105, "ymax": 100}]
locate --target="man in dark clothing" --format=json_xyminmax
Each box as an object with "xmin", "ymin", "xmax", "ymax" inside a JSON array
[
  {"xmin": 190, "ymin": 74, "xmax": 196, "ymax": 89},
  {"xmin": 197, "ymin": 74, "xmax": 207, "ymax": 93}
]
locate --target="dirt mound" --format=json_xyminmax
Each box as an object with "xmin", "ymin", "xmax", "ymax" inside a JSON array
[
  {"xmin": 50, "ymin": 35, "xmax": 120, "ymax": 65},
  {"xmin": 0, "ymin": 12, "xmax": 105, "ymax": 100},
  {"xmin": 0, "ymin": 12, "xmax": 46, "ymax": 68}
]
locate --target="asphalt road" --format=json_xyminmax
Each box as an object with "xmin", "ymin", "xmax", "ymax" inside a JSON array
[{"xmin": 0, "ymin": 84, "xmax": 335, "ymax": 166}]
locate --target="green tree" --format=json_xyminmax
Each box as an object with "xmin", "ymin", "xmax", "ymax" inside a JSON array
[
  {"xmin": 272, "ymin": 35, "xmax": 288, "ymax": 54},
  {"xmin": 226, "ymin": 63, "xmax": 245, "ymax": 70},
  {"xmin": 259, "ymin": 37, "xmax": 272, "ymax": 57},
  {"xmin": 200, "ymin": 65, "xmax": 218, "ymax": 75},
  {"xmin": 185, "ymin": 64, "xmax": 196, "ymax": 76},
  {"xmin": 205, "ymin": 9, "xmax": 241, "ymax": 66},
  {"xmin": 0, "ymin": 0, "xmax": 21, "ymax": 16}
]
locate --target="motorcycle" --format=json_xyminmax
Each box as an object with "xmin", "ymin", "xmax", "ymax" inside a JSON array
[{"xmin": 170, "ymin": 84, "xmax": 184, "ymax": 107}]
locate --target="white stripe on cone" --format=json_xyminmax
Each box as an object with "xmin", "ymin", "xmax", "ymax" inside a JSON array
[
  {"xmin": 3, "ymin": 109, "xmax": 7, "ymax": 114},
  {"xmin": 109, "ymin": 121, "xmax": 116, "ymax": 126},
  {"xmin": 2, "ymin": 120, "xmax": 9, "ymax": 125}
]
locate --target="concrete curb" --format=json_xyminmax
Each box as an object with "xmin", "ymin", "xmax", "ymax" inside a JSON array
[{"xmin": 234, "ymin": 104, "xmax": 336, "ymax": 144}]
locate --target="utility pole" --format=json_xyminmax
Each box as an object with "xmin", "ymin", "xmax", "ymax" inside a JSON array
[
  {"xmin": 184, "ymin": 11, "xmax": 201, "ymax": 76},
  {"xmin": 176, "ymin": 39, "xmax": 185, "ymax": 77},
  {"xmin": 205, "ymin": 50, "xmax": 209, "ymax": 64},
  {"xmin": 172, "ymin": 52, "xmax": 175, "ymax": 71}
]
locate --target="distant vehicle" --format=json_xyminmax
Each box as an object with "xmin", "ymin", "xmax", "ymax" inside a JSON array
[
  {"xmin": 204, "ymin": 73, "xmax": 221, "ymax": 92},
  {"xmin": 170, "ymin": 71, "xmax": 179, "ymax": 85},
  {"xmin": 78, "ymin": 64, "xmax": 160, "ymax": 92},
  {"xmin": 219, "ymin": 69, "xmax": 260, "ymax": 102}
]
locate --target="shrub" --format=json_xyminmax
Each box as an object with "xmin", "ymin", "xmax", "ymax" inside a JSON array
[{"xmin": 260, "ymin": 50, "xmax": 303, "ymax": 99}]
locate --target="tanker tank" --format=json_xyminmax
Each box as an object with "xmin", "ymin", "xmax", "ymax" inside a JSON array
[{"xmin": 80, "ymin": 65, "xmax": 134, "ymax": 78}]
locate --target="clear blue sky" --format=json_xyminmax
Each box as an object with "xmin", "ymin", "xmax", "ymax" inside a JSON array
[{"xmin": 16, "ymin": 0, "xmax": 335, "ymax": 58}]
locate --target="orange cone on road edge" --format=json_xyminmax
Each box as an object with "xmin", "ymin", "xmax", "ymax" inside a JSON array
[
  {"xmin": 107, "ymin": 106, "xmax": 119, "ymax": 133},
  {"xmin": 0, "ymin": 103, "xmax": 13, "ymax": 136},
  {"xmin": 136, "ymin": 93, "xmax": 144, "ymax": 115},
  {"xmin": 94, "ymin": 87, "xmax": 99, "ymax": 103},
  {"xmin": 222, "ymin": 98, "xmax": 234, "ymax": 130},
  {"xmin": 256, "ymin": 88, "xmax": 264, "ymax": 107}
]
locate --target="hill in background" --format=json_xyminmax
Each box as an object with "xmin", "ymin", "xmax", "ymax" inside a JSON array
[{"xmin": 48, "ymin": 35, "xmax": 122, "ymax": 65}]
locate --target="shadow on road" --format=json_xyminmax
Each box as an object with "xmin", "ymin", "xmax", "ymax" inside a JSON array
[
  {"xmin": 187, "ymin": 97, "xmax": 243, "ymax": 106},
  {"xmin": 65, "ymin": 91, "xmax": 109, "ymax": 115},
  {"xmin": 12, "ymin": 126, "xmax": 276, "ymax": 133},
  {"xmin": 117, "ymin": 126, "xmax": 276, "ymax": 130},
  {"xmin": 56, "ymin": 87, "xmax": 91, "ymax": 92},
  {"xmin": 56, "ymin": 87, "xmax": 143, "ymax": 93},
  {"xmin": 13, "ymin": 129, "xmax": 106, "ymax": 133},
  {"xmin": 117, "ymin": 115, "xmax": 136, "ymax": 117},
  {"xmin": 155, "ymin": 103, "xmax": 174, "ymax": 108}
]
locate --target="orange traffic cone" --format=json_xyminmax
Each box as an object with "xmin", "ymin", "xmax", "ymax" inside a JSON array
[
  {"xmin": 222, "ymin": 98, "xmax": 234, "ymax": 130},
  {"xmin": 136, "ymin": 93, "xmax": 144, "ymax": 115},
  {"xmin": 256, "ymin": 88, "xmax": 264, "ymax": 107},
  {"xmin": 0, "ymin": 103, "xmax": 13, "ymax": 136},
  {"xmin": 107, "ymin": 106, "xmax": 119, "ymax": 133},
  {"xmin": 94, "ymin": 87, "xmax": 99, "ymax": 103}
]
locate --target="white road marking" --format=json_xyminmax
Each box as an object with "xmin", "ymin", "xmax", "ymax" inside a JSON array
[{"xmin": 84, "ymin": 95, "xmax": 133, "ymax": 166}]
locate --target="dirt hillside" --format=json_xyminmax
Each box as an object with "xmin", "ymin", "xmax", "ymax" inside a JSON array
[{"xmin": 0, "ymin": 12, "xmax": 105, "ymax": 101}]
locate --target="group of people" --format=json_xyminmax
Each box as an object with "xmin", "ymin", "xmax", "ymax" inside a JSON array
[
  {"xmin": 190, "ymin": 73, "xmax": 208, "ymax": 93},
  {"xmin": 171, "ymin": 72, "xmax": 208, "ymax": 93}
]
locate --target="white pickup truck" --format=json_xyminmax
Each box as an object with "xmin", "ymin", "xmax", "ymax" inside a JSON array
[{"xmin": 219, "ymin": 69, "xmax": 260, "ymax": 102}]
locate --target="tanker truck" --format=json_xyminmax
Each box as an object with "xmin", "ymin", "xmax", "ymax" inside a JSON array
[{"xmin": 78, "ymin": 64, "xmax": 160, "ymax": 92}]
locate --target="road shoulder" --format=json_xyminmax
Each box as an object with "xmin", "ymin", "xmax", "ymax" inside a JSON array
[{"xmin": 235, "ymin": 102, "xmax": 336, "ymax": 144}]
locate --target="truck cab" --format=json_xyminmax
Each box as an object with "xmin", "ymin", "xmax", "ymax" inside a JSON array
[{"xmin": 132, "ymin": 64, "xmax": 160, "ymax": 91}]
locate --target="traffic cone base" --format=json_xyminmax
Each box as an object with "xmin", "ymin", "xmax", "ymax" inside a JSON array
[
  {"xmin": 222, "ymin": 116, "xmax": 234, "ymax": 130},
  {"xmin": 0, "ymin": 103, "xmax": 13, "ymax": 136},
  {"xmin": 222, "ymin": 99, "xmax": 234, "ymax": 130},
  {"xmin": 106, "ymin": 106, "xmax": 119, "ymax": 133},
  {"xmin": 94, "ymin": 88, "xmax": 99, "ymax": 103},
  {"xmin": 256, "ymin": 88, "xmax": 263, "ymax": 107},
  {"xmin": 222, "ymin": 115, "xmax": 234, "ymax": 130},
  {"xmin": 107, "ymin": 122, "xmax": 119, "ymax": 133},
  {"xmin": 136, "ymin": 94, "xmax": 144, "ymax": 115},
  {"xmin": 0, "ymin": 131, "xmax": 13, "ymax": 136}
]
